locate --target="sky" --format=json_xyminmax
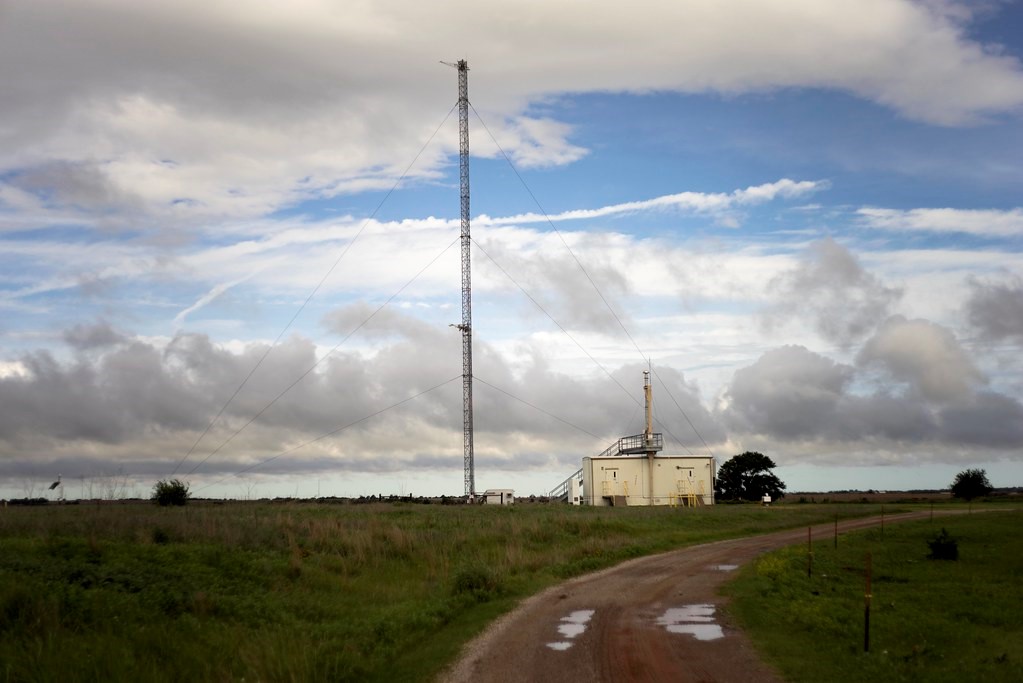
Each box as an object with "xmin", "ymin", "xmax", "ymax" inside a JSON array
[{"xmin": 1, "ymin": 0, "xmax": 1022, "ymax": 500}]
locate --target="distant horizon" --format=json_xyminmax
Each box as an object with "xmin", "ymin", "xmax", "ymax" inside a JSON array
[{"xmin": 2, "ymin": 1, "xmax": 1021, "ymax": 500}]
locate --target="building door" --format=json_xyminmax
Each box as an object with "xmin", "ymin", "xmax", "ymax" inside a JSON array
[{"xmin": 602, "ymin": 468, "xmax": 618, "ymax": 497}]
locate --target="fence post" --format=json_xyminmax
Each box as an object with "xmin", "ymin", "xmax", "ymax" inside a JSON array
[
  {"xmin": 807, "ymin": 526, "xmax": 813, "ymax": 579},
  {"xmin": 864, "ymin": 552, "xmax": 872, "ymax": 653}
]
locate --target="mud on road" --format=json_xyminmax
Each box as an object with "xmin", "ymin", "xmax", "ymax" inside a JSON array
[{"xmin": 442, "ymin": 512, "xmax": 945, "ymax": 683}]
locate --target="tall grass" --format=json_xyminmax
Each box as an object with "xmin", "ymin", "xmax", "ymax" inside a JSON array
[{"xmin": 1, "ymin": 501, "xmax": 901, "ymax": 682}]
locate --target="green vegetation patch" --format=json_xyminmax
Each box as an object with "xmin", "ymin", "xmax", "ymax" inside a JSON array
[
  {"xmin": 724, "ymin": 510, "xmax": 1023, "ymax": 683},
  {"xmin": 1, "ymin": 501, "xmax": 905, "ymax": 682}
]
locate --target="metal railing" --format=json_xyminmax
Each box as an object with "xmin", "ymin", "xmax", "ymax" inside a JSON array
[
  {"xmin": 597, "ymin": 432, "xmax": 664, "ymax": 457},
  {"xmin": 549, "ymin": 468, "xmax": 583, "ymax": 501}
]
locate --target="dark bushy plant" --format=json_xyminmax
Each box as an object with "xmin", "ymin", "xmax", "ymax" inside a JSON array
[
  {"xmin": 151, "ymin": 479, "xmax": 190, "ymax": 507},
  {"xmin": 927, "ymin": 528, "xmax": 959, "ymax": 561}
]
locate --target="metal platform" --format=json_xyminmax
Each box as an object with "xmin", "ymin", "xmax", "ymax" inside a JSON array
[{"xmin": 596, "ymin": 432, "xmax": 664, "ymax": 457}]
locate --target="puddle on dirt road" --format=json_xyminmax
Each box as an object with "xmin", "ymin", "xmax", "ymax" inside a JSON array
[
  {"xmin": 659, "ymin": 605, "xmax": 715, "ymax": 623},
  {"xmin": 712, "ymin": 564, "xmax": 739, "ymax": 572},
  {"xmin": 657, "ymin": 604, "xmax": 724, "ymax": 641},
  {"xmin": 546, "ymin": 609, "xmax": 595, "ymax": 651}
]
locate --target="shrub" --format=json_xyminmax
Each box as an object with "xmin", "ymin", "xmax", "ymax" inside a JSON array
[
  {"xmin": 452, "ymin": 565, "xmax": 501, "ymax": 602},
  {"xmin": 927, "ymin": 528, "xmax": 958, "ymax": 561},
  {"xmin": 151, "ymin": 479, "xmax": 190, "ymax": 507}
]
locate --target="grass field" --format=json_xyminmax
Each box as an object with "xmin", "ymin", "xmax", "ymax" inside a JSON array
[
  {"xmin": 0, "ymin": 500, "xmax": 908, "ymax": 682},
  {"xmin": 724, "ymin": 509, "xmax": 1023, "ymax": 683}
]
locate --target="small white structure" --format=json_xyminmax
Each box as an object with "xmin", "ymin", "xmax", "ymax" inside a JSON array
[{"xmin": 482, "ymin": 488, "xmax": 515, "ymax": 505}]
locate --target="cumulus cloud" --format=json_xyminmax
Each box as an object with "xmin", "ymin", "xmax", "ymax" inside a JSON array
[
  {"xmin": 721, "ymin": 324, "xmax": 1023, "ymax": 458},
  {"xmin": 0, "ymin": 343, "xmax": 209, "ymax": 445},
  {"xmin": 722, "ymin": 345, "xmax": 854, "ymax": 439},
  {"xmin": 965, "ymin": 275, "xmax": 1023, "ymax": 342},
  {"xmin": 764, "ymin": 238, "xmax": 903, "ymax": 346},
  {"xmin": 938, "ymin": 391, "xmax": 1023, "ymax": 448},
  {"xmin": 0, "ymin": 317, "xmax": 722, "ymax": 481},
  {"xmin": 62, "ymin": 321, "xmax": 127, "ymax": 350},
  {"xmin": 857, "ymin": 316, "xmax": 986, "ymax": 402}
]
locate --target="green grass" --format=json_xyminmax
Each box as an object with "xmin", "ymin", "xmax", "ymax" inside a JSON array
[
  {"xmin": 0, "ymin": 501, "xmax": 905, "ymax": 682},
  {"xmin": 724, "ymin": 510, "xmax": 1023, "ymax": 683}
]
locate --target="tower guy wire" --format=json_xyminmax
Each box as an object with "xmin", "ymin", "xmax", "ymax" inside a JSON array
[
  {"xmin": 171, "ymin": 102, "xmax": 457, "ymax": 477},
  {"xmin": 470, "ymin": 102, "xmax": 715, "ymax": 458}
]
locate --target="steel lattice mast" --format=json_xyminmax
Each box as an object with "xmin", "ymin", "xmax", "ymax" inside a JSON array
[{"xmin": 455, "ymin": 59, "xmax": 475, "ymax": 502}]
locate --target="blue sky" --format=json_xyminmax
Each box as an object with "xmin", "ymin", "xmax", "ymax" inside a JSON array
[{"xmin": 1, "ymin": 0, "xmax": 1021, "ymax": 499}]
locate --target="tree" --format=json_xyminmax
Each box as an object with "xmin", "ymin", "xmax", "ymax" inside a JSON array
[
  {"xmin": 151, "ymin": 479, "xmax": 190, "ymax": 506},
  {"xmin": 950, "ymin": 468, "xmax": 992, "ymax": 501},
  {"xmin": 715, "ymin": 451, "xmax": 786, "ymax": 502}
]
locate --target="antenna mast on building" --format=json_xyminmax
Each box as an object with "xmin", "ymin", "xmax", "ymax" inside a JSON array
[{"xmin": 443, "ymin": 59, "xmax": 475, "ymax": 502}]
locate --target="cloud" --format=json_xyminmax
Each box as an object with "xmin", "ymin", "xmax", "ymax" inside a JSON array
[
  {"xmin": 2, "ymin": 1, "xmax": 1021, "ymax": 229},
  {"xmin": 173, "ymin": 274, "xmax": 254, "ymax": 329},
  {"xmin": 483, "ymin": 116, "xmax": 589, "ymax": 168},
  {"xmin": 475, "ymin": 231, "xmax": 634, "ymax": 332},
  {"xmin": 723, "ymin": 345, "xmax": 854, "ymax": 440},
  {"xmin": 0, "ymin": 178, "xmax": 822, "ymax": 328},
  {"xmin": 764, "ymin": 238, "xmax": 903, "ymax": 346},
  {"xmin": 721, "ymin": 322, "xmax": 1022, "ymax": 457},
  {"xmin": 965, "ymin": 274, "xmax": 1023, "ymax": 342},
  {"xmin": 858, "ymin": 207, "xmax": 1023, "ymax": 237},
  {"xmin": 0, "ymin": 317, "xmax": 724, "ymax": 480},
  {"xmin": 939, "ymin": 391, "xmax": 1023, "ymax": 447},
  {"xmin": 857, "ymin": 316, "xmax": 986, "ymax": 402},
  {"xmin": 0, "ymin": 343, "xmax": 208, "ymax": 445},
  {"xmin": 480, "ymin": 179, "xmax": 826, "ymax": 227},
  {"xmin": 322, "ymin": 302, "xmax": 440, "ymax": 341},
  {"xmin": 62, "ymin": 321, "xmax": 127, "ymax": 350}
]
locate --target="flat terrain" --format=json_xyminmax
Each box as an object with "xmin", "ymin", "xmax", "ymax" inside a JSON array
[
  {"xmin": 1, "ymin": 501, "xmax": 906, "ymax": 681},
  {"xmin": 727, "ymin": 510, "xmax": 1023, "ymax": 683},
  {"xmin": 443, "ymin": 511, "xmax": 957, "ymax": 683}
]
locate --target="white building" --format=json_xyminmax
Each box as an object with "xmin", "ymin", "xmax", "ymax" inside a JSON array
[
  {"xmin": 482, "ymin": 488, "xmax": 515, "ymax": 505},
  {"xmin": 580, "ymin": 453, "xmax": 714, "ymax": 506},
  {"xmin": 550, "ymin": 372, "xmax": 715, "ymax": 507}
]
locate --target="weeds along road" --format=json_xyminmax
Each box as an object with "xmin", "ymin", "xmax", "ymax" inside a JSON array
[{"xmin": 442, "ymin": 511, "xmax": 959, "ymax": 683}]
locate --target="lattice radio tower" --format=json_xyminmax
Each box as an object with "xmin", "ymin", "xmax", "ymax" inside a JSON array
[{"xmin": 444, "ymin": 59, "xmax": 475, "ymax": 502}]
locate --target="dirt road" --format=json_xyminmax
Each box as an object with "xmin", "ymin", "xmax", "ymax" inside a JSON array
[{"xmin": 442, "ymin": 511, "xmax": 943, "ymax": 683}]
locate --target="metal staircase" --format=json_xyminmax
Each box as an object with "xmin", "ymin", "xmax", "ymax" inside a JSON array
[
  {"xmin": 671, "ymin": 479, "xmax": 705, "ymax": 507},
  {"xmin": 549, "ymin": 468, "xmax": 582, "ymax": 503}
]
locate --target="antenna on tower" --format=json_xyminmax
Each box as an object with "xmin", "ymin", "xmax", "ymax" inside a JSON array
[{"xmin": 443, "ymin": 59, "xmax": 475, "ymax": 502}]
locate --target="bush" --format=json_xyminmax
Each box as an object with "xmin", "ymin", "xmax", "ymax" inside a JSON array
[
  {"xmin": 452, "ymin": 565, "xmax": 502, "ymax": 602},
  {"xmin": 927, "ymin": 528, "xmax": 958, "ymax": 561},
  {"xmin": 151, "ymin": 479, "xmax": 190, "ymax": 507}
]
